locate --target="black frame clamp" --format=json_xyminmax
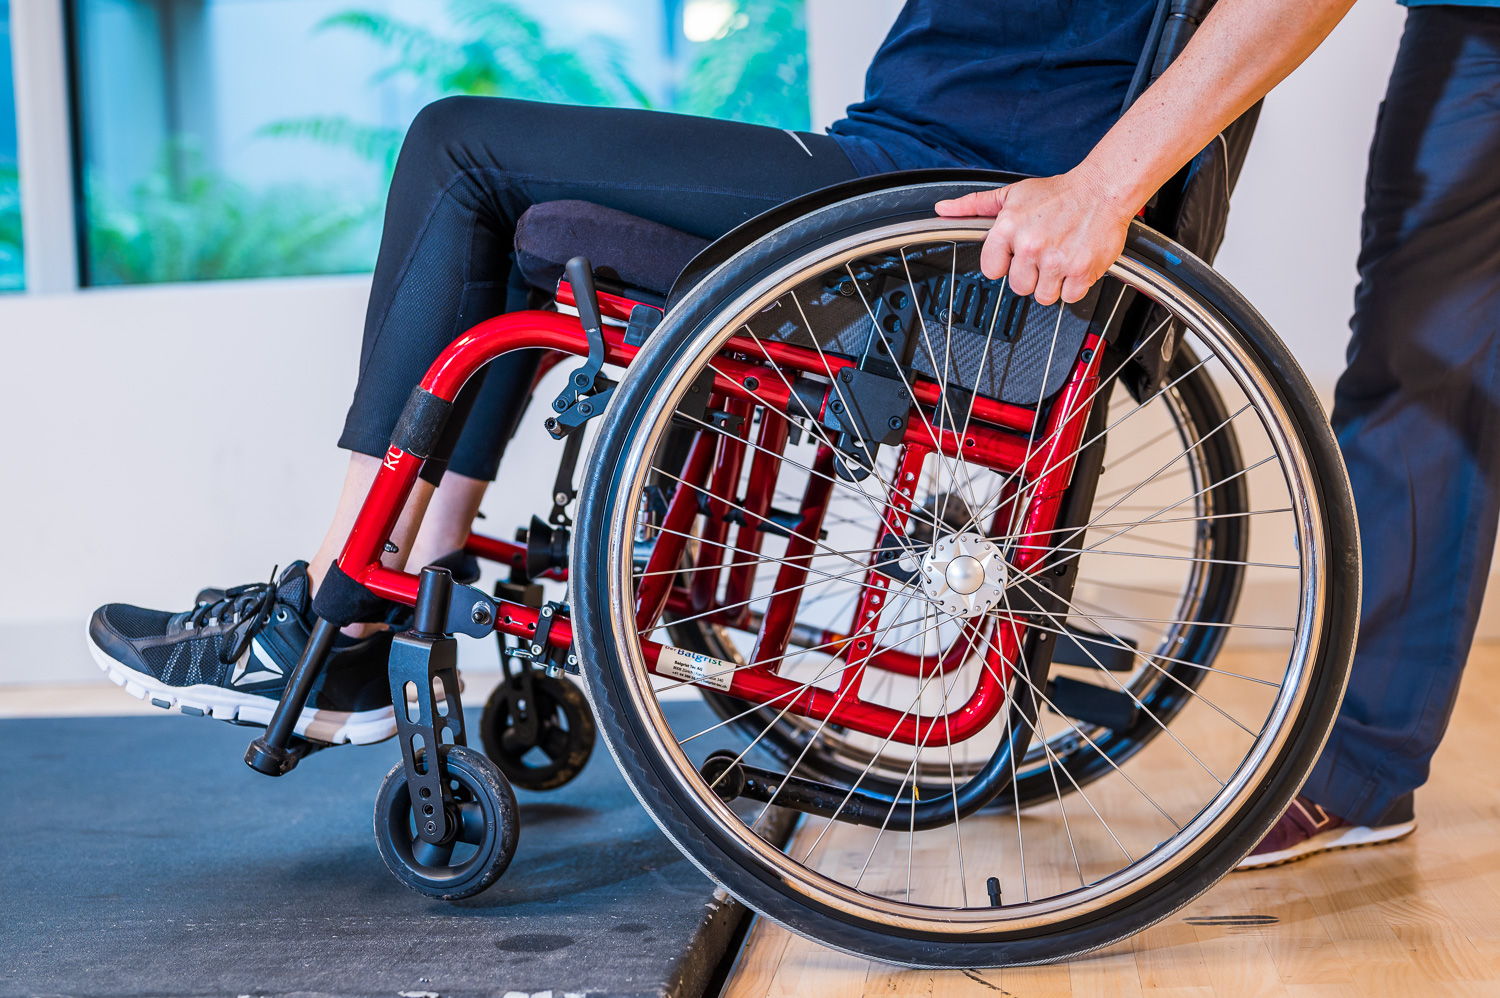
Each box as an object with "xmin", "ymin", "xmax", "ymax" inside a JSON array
[{"xmin": 513, "ymin": 600, "xmax": 577, "ymax": 675}]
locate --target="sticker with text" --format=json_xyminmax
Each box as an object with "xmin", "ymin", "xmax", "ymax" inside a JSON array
[{"xmin": 657, "ymin": 646, "xmax": 736, "ymax": 692}]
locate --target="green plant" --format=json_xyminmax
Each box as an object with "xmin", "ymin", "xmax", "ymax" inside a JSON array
[
  {"xmin": 267, "ymin": 0, "xmax": 810, "ymax": 175},
  {"xmin": 87, "ymin": 0, "xmax": 811, "ymax": 286},
  {"xmin": 85, "ymin": 147, "xmax": 374, "ymax": 285},
  {"xmin": 0, "ymin": 159, "xmax": 23, "ymax": 291},
  {"xmin": 679, "ymin": 0, "xmax": 810, "ymax": 129},
  {"xmin": 263, "ymin": 0, "xmax": 653, "ymax": 178}
]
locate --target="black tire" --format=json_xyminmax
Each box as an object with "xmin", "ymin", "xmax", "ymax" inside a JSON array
[
  {"xmin": 374, "ymin": 744, "xmax": 520, "ymax": 900},
  {"xmin": 480, "ymin": 672, "xmax": 597, "ymax": 791},
  {"xmin": 572, "ymin": 178, "xmax": 1359, "ymax": 966}
]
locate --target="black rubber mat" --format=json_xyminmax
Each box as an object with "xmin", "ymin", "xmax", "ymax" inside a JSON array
[{"xmin": 0, "ymin": 701, "xmax": 756, "ymax": 998}]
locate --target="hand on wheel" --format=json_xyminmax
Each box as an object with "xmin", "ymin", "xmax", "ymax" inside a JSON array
[{"xmin": 934, "ymin": 167, "xmax": 1134, "ymax": 306}]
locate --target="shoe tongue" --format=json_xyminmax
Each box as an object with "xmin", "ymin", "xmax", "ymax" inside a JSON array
[{"xmin": 275, "ymin": 561, "xmax": 312, "ymax": 618}]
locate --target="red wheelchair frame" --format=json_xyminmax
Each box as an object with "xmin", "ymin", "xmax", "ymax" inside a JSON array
[{"xmin": 335, "ymin": 280, "xmax": 1103, "ymax": 748}]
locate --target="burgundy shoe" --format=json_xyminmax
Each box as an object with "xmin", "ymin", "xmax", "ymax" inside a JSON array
[{"xmin": 1235, "ymin": 793, "xmax": 1416, "ymax": 870}]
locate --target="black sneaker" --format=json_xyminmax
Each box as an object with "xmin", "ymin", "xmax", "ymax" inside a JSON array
[{"xmin": 87, "ymin": 562, "xmax": 396, "ymax": 745}]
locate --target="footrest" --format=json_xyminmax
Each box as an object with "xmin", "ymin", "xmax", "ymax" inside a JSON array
[
  {"xmin": 1046, "ymin": 676, "xmax": 1140, "ymax": 731},
  {"xmin": 1051, "ymin": 625, "xmax": 1137, "ymax": 671}
]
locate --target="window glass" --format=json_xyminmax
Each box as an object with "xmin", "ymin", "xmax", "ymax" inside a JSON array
[
  {"xmin": 69, "ymin": 0, "xmax": 809, "ymax": 286},
  {"xmin": 0, "ymin": 0, "xmax": 22, "ymax": 292}
]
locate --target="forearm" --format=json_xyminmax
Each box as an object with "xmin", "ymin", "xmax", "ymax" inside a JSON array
[{"xmin": 1082, "ymin": 0, "xmax": 1356, "ymax": 213}]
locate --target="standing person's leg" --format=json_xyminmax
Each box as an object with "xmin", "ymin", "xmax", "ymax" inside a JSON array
[
  {"xmin": 1240, "ymin": 9, "xmax": 1500, "ymax": 867},
  {"xmin": 1241, "ymin": 5, "xmax": 1500, "ymax": 868}
]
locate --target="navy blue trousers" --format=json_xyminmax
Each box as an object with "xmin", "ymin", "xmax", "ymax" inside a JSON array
[{"xmin": 1300, "ymin": 5, "xmax": 1500, "ymax": 825}]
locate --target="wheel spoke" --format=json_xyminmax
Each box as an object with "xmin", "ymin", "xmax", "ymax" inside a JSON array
[
  {"xmin": 1003, "ymin": 583, "xmax": 1228, "ymax": 787},
  {"xmin": 990, "ymin": 586, "xmax": 1182, "ymax": 830},
  {"xmin": 680, "ymin": 395, "xmax": 944, "ymax": 540},
  {"xmin": 1002, "ymin": 585, "xmax": 1270, "ymax": 738}
]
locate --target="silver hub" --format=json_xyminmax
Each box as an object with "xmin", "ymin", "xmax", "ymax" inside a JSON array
[{"xmin": 921, "ymin": 531, "xmax": 1007, "ymax": 619}]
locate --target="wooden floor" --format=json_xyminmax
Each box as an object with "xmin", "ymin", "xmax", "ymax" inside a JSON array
[{"xmin": 721, "ymin": 644, "xmax": 1500, "ymax": 998}]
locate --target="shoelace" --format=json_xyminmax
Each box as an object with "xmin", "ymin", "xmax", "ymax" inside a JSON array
[{"xmin": 186, "ymin": 567, "xmax": 284, "ymax": 665}]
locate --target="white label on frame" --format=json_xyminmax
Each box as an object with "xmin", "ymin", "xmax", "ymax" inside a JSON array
[{"xmin": 657, "ymin": 646, "xmax": 736, "ymax": 692}]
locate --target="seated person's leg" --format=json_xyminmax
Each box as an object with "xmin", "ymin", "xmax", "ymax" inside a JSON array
[{"xmin": 86, "ymin": 96, "xmax": 859, "ymax": 742}]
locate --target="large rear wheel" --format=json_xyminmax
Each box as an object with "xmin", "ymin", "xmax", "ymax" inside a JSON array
[{"xmin": 573, "ymin": 181, "xmax": 1358, "ymax": 966}]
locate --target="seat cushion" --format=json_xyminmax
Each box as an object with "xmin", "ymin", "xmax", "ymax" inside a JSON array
[{"xmin": 514, "ymin": 200, "xmax": 710, "ymax": 298}]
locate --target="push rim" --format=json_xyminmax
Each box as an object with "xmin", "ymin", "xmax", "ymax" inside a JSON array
[{"xmin": 597, "ymin": 217, "xmax": 1325, "ymax": 934}]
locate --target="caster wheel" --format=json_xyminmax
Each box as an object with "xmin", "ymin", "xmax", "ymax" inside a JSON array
[
  {"xmin": 374, "ymin": 744, "xmax": 519, "ymax": 900},
  {"xmin": 480, "ymin": 672, "xmax": 596, "ymax": 791}
]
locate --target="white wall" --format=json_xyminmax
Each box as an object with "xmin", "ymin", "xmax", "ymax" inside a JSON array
[
  {"xmin": 4, "ymin": 0, "xmax": 1463, "ymax": 688},
  {"xmin": 0, "ymin": 277, "xmax": 367, "ymax": 681},
  {"xmin": 1214, "ymin": 0, "xmax": 1407, "ymax": 393}
]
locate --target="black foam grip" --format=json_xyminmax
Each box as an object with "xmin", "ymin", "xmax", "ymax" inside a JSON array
[
  {"xmin": 391, "ymin": 387, "xmax": 453, "ymax": 459},
  {"xmin": 312, "ymin": 562, "xmax": 395, "ymax": 627},
  {"xmin": 565, "ymin": 256, "xmax": 604, "ymax": 334}
]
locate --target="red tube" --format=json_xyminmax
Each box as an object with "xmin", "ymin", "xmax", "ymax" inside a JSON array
[
  {"xmin": 690, "ymin": 397, "xmax": 749, "ymax": 614},
  {"xmin": 418, "ymin": 310, "xmax": 633, "ymax": 401},
  {"xmin": 643, "ymin": 617, "xmax": 1016, "ymax": 743},
  {"xmin": 462, "ymin": 533, "xmax": 568, "ymax": 582},
  {"xmin": 749, "ymin": 446, "xmax": 837, "ymax": 670},
  {"xmin": 635, "ymin": 431, "xmax": 717, "ymax": 632},
  {"xmin": 837, "ymin": 442, "xmax": 928, "ymax": 699},
  {"xmin": 722, "ymin": 413, "xmax": 791, "ymax": 623},
  {"xmin": 338, "ymin": 311, "xmax": 598, "ymax": 602}
]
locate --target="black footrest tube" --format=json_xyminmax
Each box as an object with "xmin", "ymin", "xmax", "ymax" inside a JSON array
[
  {"xmin": 245, "ymin": 616, "xmax": 342, "ymax": 776},
  {"xmin": 700, "ymin": 684, "xmax": 1035, "ymax": 832},
  {"xmin": 703, "ymin": 752, "xmax": 887, "ymax": 826},
  {"xmin": 703, "ymin": 752, "xmax": 964, "ymax": 830}
]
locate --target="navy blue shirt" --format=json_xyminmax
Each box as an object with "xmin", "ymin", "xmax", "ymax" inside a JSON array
[{"xmin": 830, "ymin": 1, "xmax": 1160, "ymax": 177}]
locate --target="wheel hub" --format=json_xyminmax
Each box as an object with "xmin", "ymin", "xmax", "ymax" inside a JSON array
[{"xmin": 921, "ymin": 531, "xmax": 1007, "ymax": 619}]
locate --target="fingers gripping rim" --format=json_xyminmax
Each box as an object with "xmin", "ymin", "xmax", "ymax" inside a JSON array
[{"xmin": 572, "ymin": 191, "xmax": 1358, "ymax": 965}]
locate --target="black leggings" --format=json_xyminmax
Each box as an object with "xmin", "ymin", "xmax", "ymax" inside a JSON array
[{"xmin": 337, "ymin": 96, "xmax": 860, "ymax": 482}]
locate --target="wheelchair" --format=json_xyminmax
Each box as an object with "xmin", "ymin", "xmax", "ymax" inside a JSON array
[{"xmin": 233, "ymin": 151, "xmax": 1359, "ymax": 965}]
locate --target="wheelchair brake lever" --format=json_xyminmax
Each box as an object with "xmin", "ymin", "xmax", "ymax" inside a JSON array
[
  {"xmin": 547, "ymin": 257, "xmax": 612, "ymax": 440},
  {"xmin": 553, "ymin": 256, "xmax": 607, "ymax": 397},
  {"xmin": 565, "ymin": 255, "xmax": 605, "ymax": 347}
]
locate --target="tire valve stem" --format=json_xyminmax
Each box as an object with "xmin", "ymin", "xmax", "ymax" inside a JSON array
[{"xmin": 986, "ymin": 876, "xmax": 1002, "ymax": 908}]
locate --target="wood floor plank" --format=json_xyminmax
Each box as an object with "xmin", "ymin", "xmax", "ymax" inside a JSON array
[
  {"xmin": 718, "ymin": 645, "xmax": 1500, "ymax": 997},
  {"xmin": 722, "ymin": 917, "xmax": 790, "ymax": 998},
  {"xmin": 1068, "ymin": 948, "xmax": 1146, "ymax": 998}
]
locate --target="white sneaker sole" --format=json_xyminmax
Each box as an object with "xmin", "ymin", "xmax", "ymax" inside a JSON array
[
  {"xmin": 1235, "ymin": 819, "xmax": 1416, "ymax": 870},
  {"xmin": 86, "ymin": 625, "xmax": 396, "ymax": 746}
]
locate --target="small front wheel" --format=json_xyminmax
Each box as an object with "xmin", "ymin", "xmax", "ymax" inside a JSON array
[
  {"xmin": 374, "ymin": 744, "xmax": 520, "ymax": 900},
  {"xmin": 480, "ymin": 671, "xmax": 597, "ymax": 791}
]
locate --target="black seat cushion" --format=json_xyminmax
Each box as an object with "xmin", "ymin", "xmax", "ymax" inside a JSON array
[{"xmin": 514, "ymin": 200, "xmax": 710, "ymax": 298}]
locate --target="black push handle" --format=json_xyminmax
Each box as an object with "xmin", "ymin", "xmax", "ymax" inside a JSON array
[{"xmin": 565, "ymin": 256, "xmax": 604, "ymax": 337}]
